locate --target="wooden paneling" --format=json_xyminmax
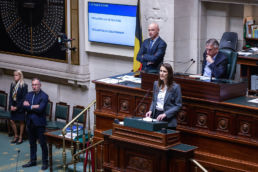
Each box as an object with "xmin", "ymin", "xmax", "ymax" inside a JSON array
[
  {"xmin": 70, "ymin": 0, "xmax": 79, "ymax": 65},
  {"xmin": 102, "ymin": 124, "xmax": 195, "ymax": 172},
  {"xmin": 93, "ymin": 78, "xmax": 258, "ymax": 171}
]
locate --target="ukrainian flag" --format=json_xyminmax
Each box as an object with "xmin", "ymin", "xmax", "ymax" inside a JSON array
[{"xmin": 133, "ymin": 0, "xmax": 142, "ymax": 72}]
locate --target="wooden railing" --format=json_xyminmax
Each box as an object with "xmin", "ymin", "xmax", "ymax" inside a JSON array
[
  {"xmin": 190, "ymin": 159, "xmax": 208, "ymax": 172},
  {"xmin": 61, "ymin": 100, "xmax": 96, "ymax": 171},
  {"xmin": 73, "ymin": 140, "xmax": 104, "ymax": 172}
]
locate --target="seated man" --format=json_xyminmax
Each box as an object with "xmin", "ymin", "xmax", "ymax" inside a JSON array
[
  {"xmin": 137, "ymin": 23, "xmax": 167, "ymax": 72},
  {"xmin": 202, "ymin": 39, "xmax": 228, "ymax": 79}
]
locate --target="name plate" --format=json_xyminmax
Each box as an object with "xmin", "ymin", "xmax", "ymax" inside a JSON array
[{"xmin": 124, "ymin": 117, "xmax": 168, "ymax": 131}]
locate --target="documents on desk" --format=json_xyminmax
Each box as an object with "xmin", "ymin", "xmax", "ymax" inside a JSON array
[
  {"xmin": 248, "ymin": 98, "xmax": 258, "ymax": 104},
  {"xmin": 59, "ymin": 132, "xmax": 78, "ymax": 139},
  {"xmin": 98, "ymin": 75, "xmax": 141, "ymax": 84},
  {"xmin": 117, "ymin": 75, "xmax": 141, "ymax": 83},
  {"xmin": 142, "ymin": 117, "xmax": 157, "ymax": 122},
  {"xmin": 189, "ymin": 74, "xmax": 215, "ymax": 81},
  {"xmin": 98, "ymin": 78, "xmax": 120, "ymax": 84},
  {"xmin": 238, "ymin": 47, "xmax": 258, "ymax": 56},
  {"xmin": 237, "ymin": 51, "xmax": 253, "ymax": 56}
]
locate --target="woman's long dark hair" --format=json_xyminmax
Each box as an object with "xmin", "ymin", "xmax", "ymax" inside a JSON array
[{"xmin": 158, "ymin": 63, "xmax": 174, "ymax": 89}]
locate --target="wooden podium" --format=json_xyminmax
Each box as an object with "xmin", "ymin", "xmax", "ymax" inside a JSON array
[
  {"xmin": 141, "ymin": 71, "xmax": 247, "ymax": 101},
  {"xmin": 102, "ymin": 122, "xmax": 197, "ymax": 172},
  {"xmin": 93, "ymin": 72, "xmax": 258, "ymax": 171}
]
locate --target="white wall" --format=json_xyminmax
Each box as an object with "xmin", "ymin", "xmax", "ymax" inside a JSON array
[
  {"xmin": 0, "ymin": 0, "xmax": 175, "ymax": 126},
  {"xmin": 1, "ymin": 0, "xmax": 257, "ymax": 125}
]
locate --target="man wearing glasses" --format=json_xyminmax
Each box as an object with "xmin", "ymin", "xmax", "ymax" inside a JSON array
[
  {"xmin": 22, "ymin": 78, "xmax": 49, "ymax": 170},
  {"xmin": 202, "ymin": 39, "xmax": 228, "ymax": 79}
]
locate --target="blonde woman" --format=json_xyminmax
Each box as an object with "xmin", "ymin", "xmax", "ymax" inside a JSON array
[{"xmin": 9, "ymin": 70, "xmax": 28, "ymax": 144}]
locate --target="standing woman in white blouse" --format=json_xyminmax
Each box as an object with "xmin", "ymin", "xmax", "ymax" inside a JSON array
[{"xmin": 146, "ymin": 63, "xmax": 182, "ymax": 130}]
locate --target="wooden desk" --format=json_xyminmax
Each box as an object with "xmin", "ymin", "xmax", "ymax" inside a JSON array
[
  {"xmin": 103, "ymin": 123, "xmax": 197, "ymax": 172},
  {"xmin": 44, "ymin": 130, "xmax": 82, "ymax": 172},
  {"xmin": 141, "ymin": 71, "xmax": 247, "ymax": 101},
  {"xmin": 238, "ymin": 55, "xmax": 258, "ymax": 91},
  {"xmin": 93, "ymin": 73, "xmax": 258, "ymax": 171}
]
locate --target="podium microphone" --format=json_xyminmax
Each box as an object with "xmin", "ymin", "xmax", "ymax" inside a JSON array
[
  {"xmin": 183, "ymin": 59, "xmax": 196, "ymax": 74},
  {"xmin": 134, "ymin": 89, "xmax": 151, "ymax": 117},
  {"xmin": 165, "ymin": 58, "xmax": 194, "ymax": 64},
  {"xmin": 16, "ymin": 150, "xmax": 20, "ymax": 172}
]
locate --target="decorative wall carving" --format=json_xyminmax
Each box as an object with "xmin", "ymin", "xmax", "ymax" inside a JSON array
[
  {"xmin": 218, "ymin": 118, "xmax": 228, "ymax": 131},
  {"xmin": 197, "ymin": 113, "xmax": 207, "ymax": 127},
  {"xmin": 240, "ymin": 122, "xmax": 250, "ymax": 135},
  {"xmin": 120, "ymin": 100, "xmax": 129, "ymax": 112},
  {"xmin": 143, "ymin": 0, "xmax": 168, "ymax": 22},
  {"xmin": 137, "ymin": 103, "xmax": 147, "ymax": 116},
  {"xmin": 178, "ymin": 107, "xmax": 187, "ymax": 123},
  {"xmin": 128, "ymin": 156, "xmax": 152, "ymax": 171},
  {"xmin": 103, "ymin": 96, "xmax": 111, "ymax": 109}
]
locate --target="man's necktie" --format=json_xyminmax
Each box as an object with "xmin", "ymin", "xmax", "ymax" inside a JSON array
[
  {"xmin": 149, "ymin": 40, "xmax": 153, "ymax": 50},
  {"xmin": 32, "ymin": 94, "xmax": 35, "ymax": 105}
]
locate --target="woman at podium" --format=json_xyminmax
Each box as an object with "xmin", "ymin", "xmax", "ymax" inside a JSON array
[{"xmin": 146, "ymin": 63, "xmax": 182, "ymax": 130}]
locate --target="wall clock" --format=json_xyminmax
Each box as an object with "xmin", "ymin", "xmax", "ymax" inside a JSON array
[{"xmin": 0, "ymin": 0, "xmax": 66, "ymax": 60}]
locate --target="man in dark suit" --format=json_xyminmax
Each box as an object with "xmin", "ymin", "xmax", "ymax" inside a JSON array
[
  {"xmin": 22, "ymin": 78, "xmax": 49, "ymax": 170},
  {"xmin": 202, "ymin": 39, "xmax": 228, "ymax": 79},
  {"xmin": 137, "ymin": 23, "xmax": 167, "ymax": 72}
]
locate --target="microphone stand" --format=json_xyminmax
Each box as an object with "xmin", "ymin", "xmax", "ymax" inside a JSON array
[
  {"xmin": 16, "ymin": 150, "xmax": 20, "ymax": 172},
  {"xmin": 134, "ymin": 89, "xmax": 151, "ymax": 118},
  {"xmin": 183, "ymin": 59, "xmax": 196, "ymax": 74}
]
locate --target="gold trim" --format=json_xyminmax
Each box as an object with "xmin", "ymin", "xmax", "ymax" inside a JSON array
[
  {"xmin": 6, "ymin": 17, "xmax": 21, "ymax": 32},
  {"xmin": 42, "ymin": 20, "xmax": 57, "ymax": 37},
  {"xmin": 70, "ymin": 0, "xmax": 80, "ymax": 65},
  {"xmin": 62, "ymin": 100, "xmax": 96, "ymax": 134}
]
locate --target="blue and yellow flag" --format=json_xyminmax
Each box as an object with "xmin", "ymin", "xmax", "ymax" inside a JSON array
[{"xmin": 133, "ymin": 0, "xmax": 142, "ymax": 72}]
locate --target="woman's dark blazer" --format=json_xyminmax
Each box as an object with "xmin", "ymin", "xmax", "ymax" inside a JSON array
[
  {"xmin": 9, "ymin": 83, "xmax": 28, "ymax": 113},
  {"xmin": 149, "ymin": 81, "xmax": 182, "ymax": 128}
]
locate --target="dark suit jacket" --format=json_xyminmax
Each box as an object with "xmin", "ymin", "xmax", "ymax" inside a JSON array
[
  {"xmin": 9, "ymin": 83, "xmax": 28, "ymax": 113},
  {"xmin": 137, "ymin": 37, "xmax": 167, "ymax": 71},
  {"xmin": 24, "ymin": 90, "xmax": 48, "ymax": 126},
  {"xmin": 149, "ymin": 81, "xmax": 182, "ymax": 128},
  {"xmin": 201, "ymin": 51, "xmax": 228, "ymax": 79}
]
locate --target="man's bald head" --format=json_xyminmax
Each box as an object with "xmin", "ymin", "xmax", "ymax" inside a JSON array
[{"xmin": 148, "ymin": 23, "xmax": 160, "ymax": 40}]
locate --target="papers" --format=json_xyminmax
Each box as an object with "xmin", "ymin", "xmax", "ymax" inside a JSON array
[
  {"xmin": 66, "ymin": 125, "xmax": 83, "ymax": 132},
  {"xmin": 189, "ymin": 74, "xmax": 202, "ymax": 78},
  {"xmin": 200, "ymin": 76, "xmax": 212, "ymax": 80},
  {"xmin": 188, "ymin": 75, "xmax": 215, "ymax": 81},
  {"xmin": 198, "ymin": 76, "xmax": 215, "ymax": 81},
  {"xmin": 98, "ymin": 75, "xmax": 141, "ymax": 84},
  {"xmin": 248, "ymin": 98, "xmax": 258, "ymax": 104},
  {"xmin": 98, "ymin": 78, "xmax": 120, "ymax": 84},
  {"xmin": 250, "ymin": 47, "xmax": 258, "ymax": 51},
  {"xmin": 59, "ymin": 132, "xmax": 78, "ymax": 139},
  {"xmin": 142, "ymin": 117, "xmax": 157, "ymax": 122},
  {"xmin": 117, "ymin": 75, "xmax": 141, "ymax": 83},
  {"xmin": 238, "ymin": 51, "xmax": 253, "ymax": 56}
]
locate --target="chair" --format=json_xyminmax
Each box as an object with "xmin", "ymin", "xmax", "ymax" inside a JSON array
[
  {"xmin": 46, "ymin": 100, "xmax": 53, "ymax": 121},
  {"xmin": 46, "ymin": 102, "xmax": 70, "ymax": 130},
  {"xmin": 219, "ymin": 48, "xmax": 238, "ymax": 80},
  {"xmin": 72, "ymin": 105, "xmax": 86, "ymax": 128},
  {"xmin": 0, "ymin": 90, "xmax": 11, "ymax": 134},
  {"xmin": 219, "ymin": 32, "xmax": 238, "ymax": 51}
]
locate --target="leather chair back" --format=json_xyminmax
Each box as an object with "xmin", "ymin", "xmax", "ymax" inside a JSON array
[
  {"xmin": 219, "ymin": 48, "xmax": 238, "ymax": 80},
  {"xmin": 219, "ymin": 32, "xmax": 238, "ymax": 51}
]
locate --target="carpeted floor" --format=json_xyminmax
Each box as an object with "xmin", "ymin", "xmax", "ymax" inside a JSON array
[{"xmin": 0, "ymin": 131, "xmax": 75, "ymax": 172}]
